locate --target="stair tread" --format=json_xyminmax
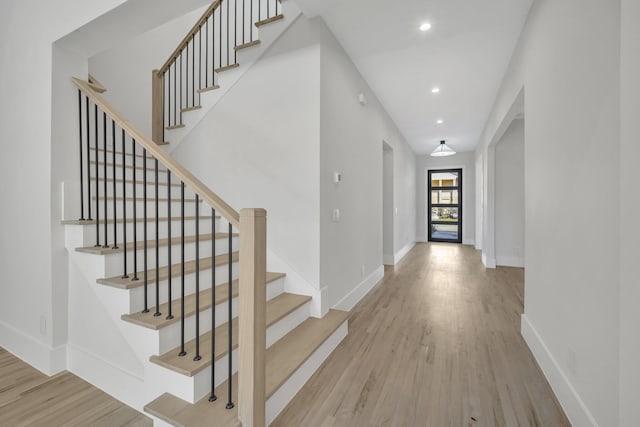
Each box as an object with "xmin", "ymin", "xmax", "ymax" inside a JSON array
[
  {"xmin": 90, "ymin": 146, "xmax": 154, "ymax": 159},
  {"xmin": 76, "ymin": 232, "xmax": 237, "ymax": 255},
  {"xmin": 166, "ymin": 124, "xmax": 186, "ymax": 130},
  {"xmin": 255, "ymin": 14, "xmax": 284, "ymax": 27},
  {"xmin": 181, "ymin": 105, "xmax": 202, "ymax": 113},
  {"xmin": 91, "ymin": 196, "xmax": 200, "ymax": 202},
  {"xmin": 144, "ymin": 310, "xmax": 348, "ymax": 426},
  {"xmin": 62, "ymin": 215, "xmax": 217, "ymax": 226},
  {"xmin": 97, "ymin": 251, "xmax": 239, "ymax": 290},
  {"xmin": 90, "ymin": 161, "xmax": 167, "ymax": 172},
  {"xmin": 96, "ymin": 177, "xmax": 183, "ymax": 188},
  {"xmin": 234, "ymin": 40, "xmax": 260, "ymax": 50},
  {"xmin": 197, "ymin": 85, "xmax": 220, "ymax": 94},
  {"xmin": 149, "ymin": 292, "xmax": 309, "ymax": 377},
  {"xmin": 123, "ymin": 272, "xmax": 285, "ymax": 330},
  {"xmin": 214, "ymin": 63, "xmax": 240, "ymax": 73}
]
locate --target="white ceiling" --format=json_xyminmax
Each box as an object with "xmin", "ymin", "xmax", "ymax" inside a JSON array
[{"xmin": 295, "ymin": 0, "xmax": 532, "ymax": 155}]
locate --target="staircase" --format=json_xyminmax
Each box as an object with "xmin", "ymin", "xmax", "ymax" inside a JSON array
[{"xmin": 62, "ymin": 1, "xmax": 348, "ymax": 426}]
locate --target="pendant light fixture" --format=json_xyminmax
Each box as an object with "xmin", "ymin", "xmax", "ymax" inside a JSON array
[{"xmin": 430, "ymin": 140, "xmax": 456, "ymax": 157}]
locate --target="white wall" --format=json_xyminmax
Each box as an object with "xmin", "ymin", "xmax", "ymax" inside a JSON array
[
  {"xmin": 416, "ymin": 152, "xmax": 475, "ymax": 245},
  {"xmin": 476, "ymin": 0, "xmax": 620, "ymax": 425},
  {"xmin": 317, "ymin": 18, "xmax": 416, "ymax": 309},
  {"xmin": 494, "ymin": 119, "xmax": 524, "ymax": 267},
  {"xmin": 0, "ymin": 0, "xmax": 130, "ymax": 374},
  {"xmin": 619, "ymin": 1, "xmax": 640, "ymax": 425},
  {"xmin": 171, "ymin": 18, "xmax": 322, "ymax": 293}
]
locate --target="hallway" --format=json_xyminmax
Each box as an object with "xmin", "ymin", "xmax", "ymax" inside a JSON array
[{"xmin": 273, "ymin": 243, "xmax": 570, "ymax": 426}]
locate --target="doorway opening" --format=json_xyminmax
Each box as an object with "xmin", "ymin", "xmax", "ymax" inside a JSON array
[{"xmin": 428, "ymin": 169, "xmax": 462, "ymax": 243}]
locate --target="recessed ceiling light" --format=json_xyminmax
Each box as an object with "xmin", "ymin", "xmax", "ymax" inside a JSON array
[
  {"xmin": 436, "ymin": 119, "xmax": 444, "ymax": 124},
  {"xmin": 420, "ymin": 22, "xmax": 432, "ymax": 32},
  {"xmin": 431, "ymin": 87, "xmax": 440, "ymax": 94}
]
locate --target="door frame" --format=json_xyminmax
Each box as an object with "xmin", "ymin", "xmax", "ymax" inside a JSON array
[{"xmin": 428, "ymin": 168, "xmax": 463, "ymax": 243}]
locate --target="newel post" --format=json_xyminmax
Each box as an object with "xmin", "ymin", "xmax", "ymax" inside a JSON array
[
  {"xmin": 238, "ymin": 208, "xmax": 267, "ymax": 427},
  {"xmin": 151, "ymin": 69, "xmax": 163, "ymax": 144}
]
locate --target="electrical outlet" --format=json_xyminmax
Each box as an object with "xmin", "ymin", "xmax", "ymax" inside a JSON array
[{"xmin": 332, "ymin": 208, "xmax": 340, "ymax": 222}]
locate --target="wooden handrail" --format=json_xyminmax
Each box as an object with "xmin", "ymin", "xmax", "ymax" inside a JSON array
[
  {"xmin": 158, "ymin": 0, "xmax": 221, "ymax": 75},
  {"xmin": 72, "ymin": 77, "xmax": 240, "ymax": 228}
]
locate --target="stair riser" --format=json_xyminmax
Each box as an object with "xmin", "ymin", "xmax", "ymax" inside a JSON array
[
  {"xmin": 79, "ymin": 219, "xmax": 219, "ymax": 246},
  {"xmin": 93, "ymin": 183, "xmax": 197, "ymax": 200},
  {"xmin": 126, "ymin": 262, "xmax": 240, "ymax": 314},
  {"xmin": 98, "ymin": 237, "xmax": 238, "ymax": 278},
  {"xmin": 152, "ymin": 299, "xmax": 310, "ymax": 404},
  {"xmin": 94, "ymin": 199, "xmax": 210, "ymax": 219}
]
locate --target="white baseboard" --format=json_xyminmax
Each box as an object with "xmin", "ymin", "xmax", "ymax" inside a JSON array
[
  {"xmin": 333, "ymin": 265, "xmax": 384, "ymax": 312},
  {"xmin": 482, "ymin": 253, "xmax": 496, "ymax": 268},
  {"xmin": 0, "ymin": 320, "xmax": 67, "ymax": 375},
  {"xmin": 521, "ymin": 315, "xmax": 599, "ymax": 427},
  {"xmin": 394, "ymin": 241, "xmax": 415, "ymax": 264},
  {"xmin": 496, "ymin": 255, "xmax": 524, "ymax": 268}
]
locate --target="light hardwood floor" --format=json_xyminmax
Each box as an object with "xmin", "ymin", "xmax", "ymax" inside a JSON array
[
  {"xmin": 272, "ymin": 242, "xmax": 570, "ymax": 427},
  {"xmin": 0, "ymin": 348, "xmax": 151, "ymax": 426}
]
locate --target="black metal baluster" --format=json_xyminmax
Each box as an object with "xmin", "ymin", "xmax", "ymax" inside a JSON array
[
  {"xmin": 212, "ymin": 12, "xmax": 216, "ymax": 85},
  {"xmin": 209, "ymin": 208, "xmax": 217, "ymax": 402},
  {"xmin": 226, "ymin": 221, "xmax": 234, "ymax": 410},
  {"xmin": 234, "ymin": 0, "xmax": 237, "ymax": 64},
  {"xmin": 77, "ymin": 90, "xmax": 85, "ymax": 221},
  {"xmin": 191, "ymin": 34, "xmax": 196, "ymax": 105},
  {"xmin": 194, "ymin": 194, "xmax": 202, "ymax": 361},
  {"xmin": 242, "ymin": 0, "xmax": 245, "ymax": 45},
  {"xmin": 226, "ymin": 0, "xmax": 230, "ymax": 66},
  {"xmin": 94, "ymin": 105, "xmax": 100, "ymax": 247},
  {"xmin": 206, "ymin": 18, "xmax": 209, "ymax": 88},
  {"xmin": 167, "ymin": 66, "xmax": 175, "ymax": 127},
  {"xmin": 167, "ymin": 171, "xmax": 173, "ymax": 320},
  {"xmin": 259, "ymin": 0, "xmax": 261, "ymax": 22},
  {"xmin": 132, "ymin": 140, "xmax": 139, "ymax": 281},
  {"xmin": 266, "ymin": 0, "xmax": 269, "ymax": 21},
  {"xmin": 102, "ymin": 112, "xmax": 108, "ymax": 248},
  {"xmin": 112, "ymin": 120, "xmax": 118, "ymax": 249},
  {"xmin": 180, "ymin": 52, "xmax": 184, "ymax": 123},
  {"xmin": 199, "ymin": 26, "xmax": 202, "ymax": 94},
  {"xmin": 154, "ymin": 158, "xmax": 161, "ymax": 317},
  {"xmin": 143, "ymin": 149, "xmax": 149, "ymax": 313},
  {"xmin": 174, "ymin": 63, "xmax": 177, "ymax": 126},
  {"xmin": 219, "ymin": 2, "xmax": 223, "ymax": 70},
  {"xmin": 250, "ymin": 0, "xmax": 253, "ymax": 41},
  {"xmin": 85, "ymin": 96, "xmax": 92, "ymax": 221},
  {"xmin": 179, "ymin": 182, "xmax": 187, "ymax": 356},
  {"xmin": 186, "ymin": 40, "xmax": 190, "ymax": 108},
  {"xmin": 122, "ymin": 130, "xmax": 128, "ymax": 278}
]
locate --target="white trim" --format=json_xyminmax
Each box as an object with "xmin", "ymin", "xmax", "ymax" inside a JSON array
[
  {"xmin": 481, "ymin": 253, "xmax": 496, "ymax": 268},
  {"xmin": 521, "ymin": 315, "xmax": 599, "ymax": 427},
  {"xmin": 393, "ymin": 241, "xmax": 415, "ymax": 264},
  {"xmin": 333, "ymin": 265, "xmax": 384, "ymax": 312},
  {"xmin": 496, "ymin": 255, "xmax": 524, "ymax": 268},
  {"xmin": 0, "ymin": 320, "xmax": 67, "ymax": 375}
]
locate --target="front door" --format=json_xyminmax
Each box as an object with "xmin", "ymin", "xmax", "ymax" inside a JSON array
[{"xmin": 428, "ymin": 169, "xmax": 462, "ymax": 243}]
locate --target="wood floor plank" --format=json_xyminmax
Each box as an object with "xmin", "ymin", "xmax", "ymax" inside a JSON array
[
  {"xmin": 0, "ymin": 351, "xmax": 151, "ymax": 426},
  {"xmin": 271, "ymin": 243, "xmax": 571, "ymax": 427}
]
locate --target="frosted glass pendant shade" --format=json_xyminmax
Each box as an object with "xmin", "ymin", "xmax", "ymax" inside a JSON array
[{"xmin": 430, "ymin": 140, "xmax": 456, "ymax": 157}]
